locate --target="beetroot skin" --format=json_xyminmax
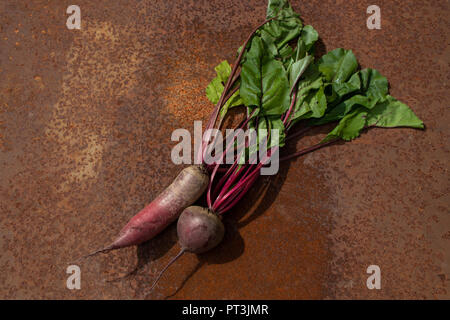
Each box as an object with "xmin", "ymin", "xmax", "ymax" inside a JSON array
[
  {"xmin": 149, "ymin": 206, "xmax": 225, "ymax": 291},
  {"xmin": 177, "ymin": 206, "xmax": 225, "ymax": 254},
  {"xmin": 110, "ymin": 166, "xmax": 209, "ymax": 249},
  {"xmin": 85, "ymin": 165, "xmax": 209, "ymax": 258}
]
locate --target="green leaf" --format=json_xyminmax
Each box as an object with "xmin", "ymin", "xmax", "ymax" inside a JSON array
[
  {"xmin": 269, "ymin": 117, "xmax": 286, "ymax": 148},
  {"xmin": 289, "ymin": 54, "xmax": 313, "ymax": 89},
  {"xmin": 328, "ymin": 68, "xmax": 387, "ymax": 102},
  {"xmin": 321, "ymin": 96, "xmax": 423, "ymax": 143},
  {"xmin": 284, "ymin": 56, "xmax": 294, "ymax": 73},
  {"xmin": 289, "ymin": 63, "xmax": 324, "ymax": 121},
  {"xmin": 260, "ymin": 0, "xmax": 303, "ymax": 58},
  {"xmin": 323, "ymin": 108, "xmax": 368, "ymax": 142},
  {"xmin": 219, "ymin": 87, "xmax": 244, "ymax": 118},
  {"xmin": 214, "ymin": 60, "xmax": 232, "ymax": 83},
  {"xmin": 241, "ymin": 115, "xmax": 286, "ymax": 165},
  {"xmin": 300, "ymin": 25, "xmax": 318, "ymax": 53},
  {"xmin": 278, "ymin": 43, "xmax": 294, "ymax": 60},
  {"xmin": 240, "ymin": 36, "xmax": 291, "ymax": 116},
  {"xmin": 359, "ymin": 68, "xmax": 388, "ymax": 102},
  {"xmin": 318, "ymin": 48, "xmax": 358, "ymax": 83},
  {"xmin": 331, "ymin": 71, "xmax": 361, "ymax": 99},
  {"xmin": 259, "ymin": 19, "xmax": 302, "ymax": 58},
  {"xmin": 257, "ymin": 116, "xmax": 286, "ymax": 148},
  {"xmin": 267, "ymin": 0, "xmax": 300, "ymax": 20},
  {"xmin": 206, "ymin": 60, "xmax": 243, "ymax": 118},
  {"xmin": 313, "ymin": 95, "xmax": 371, "ymax": 125},
  {"xmin": 206, "ymin": 77, "xmax": 224, "ymax": 105},
  {"xmin": 312, "ymin": 68, "xmax": 390, "ymax": 125},
  {"xmin": 296, "ymin": 63, "xmax": 323, "ymax": 95},
  {"xmin": 295, "ymin": 38, "xmax": 307, "ymax": 61},
  {"xmin": 260, "ymin": 29, "xmax": 279, "ymax": 57},
  {"xmin": 293, "ymin": 26, "xmax": 318, "ymax": 61},
  {"xmin": 206, "ymin": 60, "xmax": 232, "ymax": 104},
  {"xmin": 292, "ymin": 86, "xmax": 327, "ymax": 121},
  {"xmin": 366, "ymin": 95, "xmax": 424, "ymax": 129}
]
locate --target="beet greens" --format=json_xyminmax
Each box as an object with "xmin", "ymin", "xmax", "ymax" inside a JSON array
[{"xmin": 199, "ymin": 0, "xmax": 423, "ymax": 215}]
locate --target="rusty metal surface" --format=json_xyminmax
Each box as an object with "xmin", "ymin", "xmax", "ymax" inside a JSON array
[{"xmin": 0, "ymin": 0, "xmax": 448, "ymax": 299}]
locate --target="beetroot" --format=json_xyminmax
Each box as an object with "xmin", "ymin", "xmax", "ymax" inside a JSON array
[
  {"xmin": 83, "ymin": 165, "xmax": 209, "ymax": 259},
  {"xmin": 149, "ymin": 206, "xmax": 225, "ymax": 291},
  {"xmin": 177, "ymin": 206, "xmax": 225, "ymax": 254}
]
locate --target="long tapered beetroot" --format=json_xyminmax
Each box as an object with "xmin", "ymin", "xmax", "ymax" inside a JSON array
[{"xmin": 85, "ymin": 165, "xmax": 209, "ymax": 257}]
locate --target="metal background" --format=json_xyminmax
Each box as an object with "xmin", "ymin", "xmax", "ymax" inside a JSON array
[{"xmin": 0, "ymin": 0, "xmax": 448, "ymax": 299}]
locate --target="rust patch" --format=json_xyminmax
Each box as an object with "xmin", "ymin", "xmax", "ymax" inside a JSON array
[{"xmin": 162, "ymin": 39, "xmax": 220, "ymax": 126}]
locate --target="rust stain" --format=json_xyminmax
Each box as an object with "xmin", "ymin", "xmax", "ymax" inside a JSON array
[
  {"xmin": 44, "ymin": 19, "xmax": 143, "ymax": 188},
  {"xmin": 159, "ymin": 26, "xmax": 231, "ymax": 127},
  {"xmin": 163, "ymin": 55, "xmax": 213, "ymax": 126}
]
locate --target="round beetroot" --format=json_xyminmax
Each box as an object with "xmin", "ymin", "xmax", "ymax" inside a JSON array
[
  {"xmin": 149, "ymin": 206, "xmax": 225, "ymax": 291},
  {"xmin": 177, "ymin": 206, "xmax": 225, "ymax": 254}
]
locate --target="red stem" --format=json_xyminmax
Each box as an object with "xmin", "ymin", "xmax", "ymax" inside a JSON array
[
  {"xmin": 279, "ymin": 139, "xmax": 338, "ymax": 162},
  {"xmin": 212, "ymin": 146, "xmax": 275, "ymax": 211},
  {"xmin": 217, "ymin": 171, "xmax": 260, "ymax": 214},
  {"xmin": 282, "ymin": 91, "xmax": 297, "ymax": 126},
  {"xmin": 206, "ymin": 163, "xmax": 221, "ymax": 208},
  {"xmin": 214, "ymin": 163, "xmax": 246, "ymax": 207},
  {"xmin": 198, "ymin": 18, "xmax": 275, "ymax": 164},
  {"xmin": 213, "ymin": 164, "xmax": 255, "ymax": 212},
  {"xmin": 213, "ymin": 109, "xmax": 257, "ymax": 166}
]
